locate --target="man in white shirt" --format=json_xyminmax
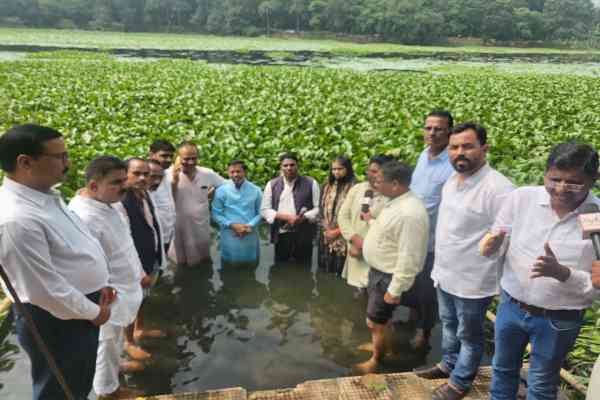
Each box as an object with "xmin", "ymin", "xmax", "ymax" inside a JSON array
[
  {"xmin": 148, "ymin": 140, "xmax": 176, "ymax": 253},
  {"xmin": 354, "ymin": 160, "xmax": 429, "ymax": 374},
  {"xmin": 69, "ymin": 156, "xmax": 146, "ymax": 399},
  {"xmin": 260, "ymin": 153, "xmax": 320, "ymax": 264},
  {"xmin": 482, "ymin": 142, "xmax": 600, "ymax": 400},
  {"xmin": 0, "ymin": 124, "xmax": 113, "ymax": 400},
  {"xmin": 416, "ymin": 123, "xmax": 515, "ymax": 400}
]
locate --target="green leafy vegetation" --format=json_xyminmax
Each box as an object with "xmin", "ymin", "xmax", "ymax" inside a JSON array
[{"xmin": 0, "ymin": 53, "xmax": 599, "ymax": 390}]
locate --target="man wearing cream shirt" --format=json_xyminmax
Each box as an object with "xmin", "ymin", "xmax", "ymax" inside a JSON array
[
  {"xmin": 353, "ymin": 159, "xmax": 429, "ymax": 374},
  {"xmin": 337, "ymin": 154, "xmax": 392, "ymax": 294}
]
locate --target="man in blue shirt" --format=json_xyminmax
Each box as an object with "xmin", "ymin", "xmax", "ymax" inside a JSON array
[
  {"xmin": 212, "ymin": 160, "xmax": 263, "ymax": 264},
  {"xmin": 403, "ymin": 110, "xmax": 455, "ymax": 349}
]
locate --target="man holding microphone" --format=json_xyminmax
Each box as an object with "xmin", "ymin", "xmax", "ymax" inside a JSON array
[{"xmin": 482, "ymin": 142, "xmax": 600, "ymax": 400}]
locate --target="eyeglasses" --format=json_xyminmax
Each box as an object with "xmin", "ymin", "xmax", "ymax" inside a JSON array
[
  {"xmin": 545, "ymin": 179, "xmax": 586, "ymax": 193},
  {"xmin": 40, "ymin": 152, "xmax": 69, "ymax": 162}
]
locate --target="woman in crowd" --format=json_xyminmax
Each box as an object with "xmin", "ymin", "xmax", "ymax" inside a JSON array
[{"xmin": 318, "ymin": 156, "xmax": 356, "ymax": 275}]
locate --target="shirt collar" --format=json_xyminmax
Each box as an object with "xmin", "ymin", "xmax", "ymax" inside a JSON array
[
  {"xmin": 452, "ymin": 163, "xmax": 490, "ymax": 189},
  {"xmin": 74, "ymin": 194, "xmax": 114, "ymax": 213},
  {"xmin": 384, "ymin": 190, "xmax": 411, "ymax": 208},
  {"xmin": 537, "ymin": 185, "xmax": 599, "ymax": 214},
  {"xmin": 2, "ymin": 177, "xmax": 61, "ymax": 207},
  {"xmin": 425, "ymin": 146, "xmax": 449, "ymax": 162}
]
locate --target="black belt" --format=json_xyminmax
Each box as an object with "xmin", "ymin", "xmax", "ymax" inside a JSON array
[{"xmin": 509, "ymin": 295, "xmax": 583, "ymax": 321}]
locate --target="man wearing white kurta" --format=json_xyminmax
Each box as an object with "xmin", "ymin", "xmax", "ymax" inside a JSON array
[
  {"xmin": 69, "ymin": 156, "xmax": 145, "ymax": 399},
  {"xmin": 148, "ymin": 140, "xmax": 177, "ymax": 252},
  {"xmin": 416, "ymin": 123, "xmax": 515, "ymax": 400},
  {"xmin": 168, "ymin": 142, "xmax": 224, "ymax": 265}
]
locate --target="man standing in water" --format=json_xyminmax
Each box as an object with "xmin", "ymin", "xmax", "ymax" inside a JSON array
[
  {"xmin": 148, "ymin": 140, "xmax": 176, "ymax": 254},
  {"xmin": 69, "ymin": 156, "xmax": 145, "ymax": 399},
  {"xmin": 0, "ymin": 124, "xmax": 112, "ymax": 400},
  {"xmin": 261, "ymin": 153, "xmax": 320, "ymax": 264},
  {"xmin": 117, "ymin": 158, "xmax": 165, "ymax": 360},
  {"xmin": 338, "ymin": 155, "xmax": 392, "ymax": 294},
  {"xmin": 416, "ymin": 123, "xmax": 514, "ymax": 400},
  {"xmin": 212, "ymin": 160, "xmax": 263, "ymax": 264},
  {"xmin": 402, "ymin": 110, "xmax": 454, "ymax": 349},
  {"xmin": 354, "ymin": 160, "xmax": 429, "ymax": 374},
  {"xmin": 168, "ymin": 141, "xmax": 224, "ymax": 265}
]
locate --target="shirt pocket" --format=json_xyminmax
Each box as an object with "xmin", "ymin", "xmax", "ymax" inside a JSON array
[{"xmin": 552, "ymin": 239, "xmax": 587, "ymax": 271}]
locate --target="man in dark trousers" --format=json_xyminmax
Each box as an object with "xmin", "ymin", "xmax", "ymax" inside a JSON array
[
  {"xmin": 260, "ymin": 153, "xmax": 320, "ymax": 264},
  {"xmin": 0, "ymin": 124, "xmax": 113, "ymax": 400}
]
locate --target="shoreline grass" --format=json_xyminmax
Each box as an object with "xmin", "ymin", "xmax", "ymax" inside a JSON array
[{"xmin": 2, "ymin": 28, "xmax": 600, "ymax": 56}]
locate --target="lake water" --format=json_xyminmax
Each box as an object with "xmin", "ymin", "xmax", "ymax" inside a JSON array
[{"xmin": 0, "ymin": 229, "xmax": 470, "ymax": 398}]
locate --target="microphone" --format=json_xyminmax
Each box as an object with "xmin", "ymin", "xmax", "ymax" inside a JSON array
[
  {"xmin": 578, "ymin": 203, "xmax": 600, "ymax": 259},
  {"xmin": 361, "ymin": 190, "xmax": 374, "ymax": 219}
]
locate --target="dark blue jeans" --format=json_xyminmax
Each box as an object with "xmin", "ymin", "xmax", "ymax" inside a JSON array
[
  {"xmin": 437, "ymin": 287, "xmax": 493, "ymax": 392},
  {"xmin": 490, "ymin": 291, "xmax": 583, "ymax": 400},
  {"xmin": 14, "ymin": 299, "xmax": 100, "ymax": 400}
]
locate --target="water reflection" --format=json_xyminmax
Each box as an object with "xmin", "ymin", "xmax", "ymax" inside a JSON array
[{"xmin": 0, "ymin": 236, "xmax": 453, "ymax": 398}]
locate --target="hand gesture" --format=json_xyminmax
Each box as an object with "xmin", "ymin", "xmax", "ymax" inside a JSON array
[
  {"xmin": 231, "ymin": 223, "xmax": 248, "ymax": 237},
  {"xmin": 360, "ymin": 211, "xmax": 373, "ymax": 222},
  {"xmin": 531, "ymin": 242, "xmax": 571, "ymax": 282},
  {"xmin": 141, "ymin": 274, "xmax": 153, "ymax": 288},
  {"xmin": 480, "ymin": 231, "xmax": 506, "ymax": 257},
  {"xmin": 172, "ymin": 156, "xmax": 181, "ymax": 184},
  {"xmin": 348, "ymin": 244, "xmax": 362, "ymax": 258},
  {"xmin": 384, "ymin": 292, "xmax": 401, "ymax": 305},
  {"xmin": 324, "ymin": 228, "xmax": 340, "ymax": 241}
]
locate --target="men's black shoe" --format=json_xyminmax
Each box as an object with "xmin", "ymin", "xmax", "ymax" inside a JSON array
[
  {"xmin": 431, "ymin": 383, "xmax": 467, "ymax": 400},
  {"xmin": 414, "ymin": 364, "xmax": 450, "ymax": 380}
]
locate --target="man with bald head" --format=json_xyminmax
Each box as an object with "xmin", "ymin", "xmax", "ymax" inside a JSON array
[{"xmin": 167, "ymin": 141, "xmax": 224, "ymax": 265}]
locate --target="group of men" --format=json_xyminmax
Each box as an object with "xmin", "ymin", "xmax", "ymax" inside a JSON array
[
  {"xmin": 347, "ymin": 111, "xmax": 600, "ymax": 400},
  {"xmin": 0, "ymin": 116, "xmax": 598, "ymax": 400}
]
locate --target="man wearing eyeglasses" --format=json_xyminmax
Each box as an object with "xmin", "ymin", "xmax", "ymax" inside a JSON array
[
  {"xmin": 482, "ymin": 142, "xmax": 600, "ymax": 400},
  {"xmin": 402, "ymin": 110, "xmax": 454, "ymax": 350},
  {"xmin": 0, "ymin": 124, "xmax": 113, "ymax": 400}
]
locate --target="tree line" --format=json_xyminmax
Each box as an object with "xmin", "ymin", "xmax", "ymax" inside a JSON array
[{"xmin": 1, "ymin": 0, "xmax": 600, "ymax": 45}]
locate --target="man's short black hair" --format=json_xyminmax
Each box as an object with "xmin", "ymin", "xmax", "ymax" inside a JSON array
[
  {"xmin": 546, "ymin": 142, "xmax": 599, "ymax": 180},
  {"xmin": 0, "ymin": 124, "xmax": 63, "ymax": 173},
  {"xmin": 124, "ymin": 157, "xmax": 146, "ymax": 171},
  {"xmin": 427, "ymin": 110, "xmax": 454, "ymax": 128},
  {"xmin": 380, "ymin": 160, "xmax": 413, "ymax": 186},
  {"xmin": 149, "ymin": 139, "xmax": 175, "ymax": 154},
  {"xmin": 369, "ymin": 154, "xmax": 395, "ymax": 167},
  {"xmin": 228, "ymin": 159, "xmax": 247, "ymax": 170},
  {"xmin": 85, "ymin": 156, "xmax": 127, "ymax": 183},
  {"xmin": 279, "ymin": 152, "xmax": 298, "ymax": 164},
  {"xmin": 450, "ymin": 122, "xmax": 487, "ymax": 146}
]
